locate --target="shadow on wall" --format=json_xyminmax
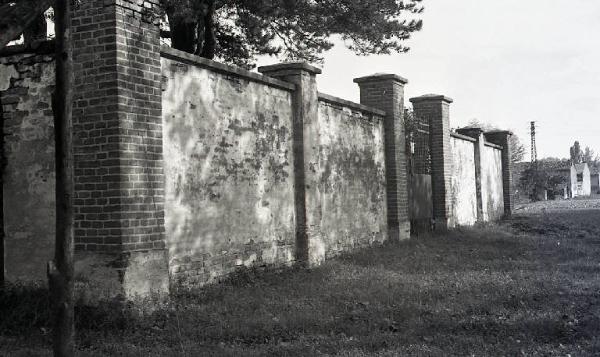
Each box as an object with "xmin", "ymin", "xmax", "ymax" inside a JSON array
[
  {"xmin": 161, "ymin": 58, "xmax": 297, "ymax": 286},
  {"xmin": 308, "ymin": 101, "xmax": 388, "ymax": 263},
  {"xmin": 409, "ymin": 174, "xmax": 432, "ymax": 233},
  {"xmin": 1, "ymin": 53, "xmax": 56, "ymax": 281}
]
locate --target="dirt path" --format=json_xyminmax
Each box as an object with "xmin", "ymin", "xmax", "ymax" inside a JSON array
[{"xmin": 2, "ymin": 201, "xmax": 600, "ymax": 356}]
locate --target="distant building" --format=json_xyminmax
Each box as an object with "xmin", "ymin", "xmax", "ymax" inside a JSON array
[
  {"xmin": 571, "ymin": 163, "xmax": 591, "ymax": 197},
  {"xmin": 591, "ymin": 166, "xmax": 599, "ymax": 194},
  {"xmin": 512, "ymin": 161, "xmax": 593, "ymax": 200}
]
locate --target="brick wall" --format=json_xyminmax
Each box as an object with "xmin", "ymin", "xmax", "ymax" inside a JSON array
[
  {"xmin": 1, "ymin": 5, "xmax": 515, "ymax": 293},
  {"xmin": 69, "ymin": 0, "xmax": 168, "ymax": 298},
  {"xmin": 71, "ymin": 0, "xmax": 164, "ymax": 253},
  {"xmin": 354, "ymin": 74, "xmax": 410, "ymax": 241},
  {"xmin": 410, "ymin": 95, "xmax": 454, "ymax": 230}
]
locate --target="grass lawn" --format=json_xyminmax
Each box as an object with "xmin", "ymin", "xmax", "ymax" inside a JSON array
[{"xmin": 2, "ymin": 201, "xmax": 600, "ymax": 356}]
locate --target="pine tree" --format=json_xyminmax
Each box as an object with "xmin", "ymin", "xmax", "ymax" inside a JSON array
[{"xmin": 161, "ymin": 0, "xmax": 424, "ymax": 68}]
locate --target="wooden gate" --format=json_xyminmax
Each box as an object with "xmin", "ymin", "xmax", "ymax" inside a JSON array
[{"xmin": 406, "ymin": 112, "xmax": 433, "ymax": 234}]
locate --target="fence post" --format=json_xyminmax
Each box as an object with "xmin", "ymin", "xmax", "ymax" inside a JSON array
[
  {"xmin": 354, "ymin": 74, "xmax": 410, "ymax": 241},
  {"xmin": 410, "ymin": 95, "xmax": 454, "ymax": 230},
  {"xmin": 484, "ymin": 131, "xmax": 514, "ymax": 217},
  {"xmin": 258, "ymin": 62, "xmax": 321, "ymax": 266}
]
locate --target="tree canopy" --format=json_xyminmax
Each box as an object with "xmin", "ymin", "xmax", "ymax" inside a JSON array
[
  {"xmin": 1, "ymin": 1, "xmax": 424, "ymax": 67},
  {"xmin": 519, "ymin": 165, "xmax": 566, "ymax": 201},
  {"xmin": 161, "ymin": 0, "xmax": 424, "ymax": 68},
  {"xmin": 0, "ymin": 0, "xmax": 51, "ymax": 49},
  {"xmin": 570, "ymin": 141, "xmax": 598, "ymax": 166},
  {"xmin": 570, "ymin": 141, "xmax": 583, "ymax": 164}
]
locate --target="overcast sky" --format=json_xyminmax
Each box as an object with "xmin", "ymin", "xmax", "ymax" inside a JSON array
[{"xmin": 259, "ymin": 0, "xmax": 600, "ymax": 160}]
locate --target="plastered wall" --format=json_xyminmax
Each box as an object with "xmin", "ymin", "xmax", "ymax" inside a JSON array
[
  {"xmin": 306, "ymin": 97, "xmax": 387, "ymax": 264},
  {"xmin": 161, "ymin": 56, "xmax": 297, "ymax": 286},
  {"xmin": 481, "ymin": 145, "xmax": 504, "ymax": 221},
  {"xmin": 449, "ymin": 136, "xmax": 477, "ymax": 226}
]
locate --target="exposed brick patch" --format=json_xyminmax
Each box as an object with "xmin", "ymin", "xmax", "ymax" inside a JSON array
[{"xmin": 170, "ymin": 240, "xmax": 295, "ymax": 287}]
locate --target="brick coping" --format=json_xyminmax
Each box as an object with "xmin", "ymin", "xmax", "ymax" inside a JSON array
[
  {"xmin": 450, "ymin": 132, "xmax": 477, "ymax": 142},
  {"xmin": 484, "ymin": 141, "xmax": 504, "ymax": 150}
]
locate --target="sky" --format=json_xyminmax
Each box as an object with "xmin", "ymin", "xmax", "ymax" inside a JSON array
[{"xmin": 257, "ymin": 0, "xmax": 600, "ymax": 160}]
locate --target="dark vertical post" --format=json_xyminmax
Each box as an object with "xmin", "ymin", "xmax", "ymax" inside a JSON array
[
  {"xmin": 354, "ymin": 74, "xmax": 411, "ymax": 241},
  {"xmin": 410, "ymin": 95, "xmax": 454, "ymax": 230},
  {"xmin": 0, "ymin": 96, "xmax": 4, "ymax": 288},
  {"xmin": 48, "ymin": 0, "xmax": 75, "ymax": 354}
]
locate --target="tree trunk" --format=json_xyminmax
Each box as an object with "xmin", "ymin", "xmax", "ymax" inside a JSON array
[
  {"xmin": 48, "ymin": 0, "xmax": 75, "ymax": 355},
  {"xmin": 23, "ymin": 13, "xmax": 48, "ymax": 44},
  {"xmin": 166, "ymin": 0, "xmax": 217, "ymax": 59},
  {"xmin": 199, "ymin": 0, "xmax": 216, "ymax": 59},
  {"xmin": 0, "ymin": 0, "xmax": 53, "ymax": 49},
  {"xmin": 167, "ymin": 9, "xmax": 197, "ymax": 54},
  {"xmin": 0, "ymin": 96, "xmax": 4, "ymax": 289}
]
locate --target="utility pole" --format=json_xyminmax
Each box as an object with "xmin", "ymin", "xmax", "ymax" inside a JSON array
[
  {"xmin": 530, "ymin": 121, "xmax": 539, "ymax": 200},
  {"xmin": 47, "ymin": 0, "xmax": 75, "ymax": 355},
  {"xmin": 530, "ymin": 121, "xmax": 537, "ymax": 164}
]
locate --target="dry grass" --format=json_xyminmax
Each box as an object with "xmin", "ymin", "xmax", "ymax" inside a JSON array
[{"xmin": 2, "ymin": 200, "xmax": 600, "ymax": 356}]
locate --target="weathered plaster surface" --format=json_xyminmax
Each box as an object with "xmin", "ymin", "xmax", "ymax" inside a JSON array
[
  {"xmin": 449, "ymin": 137, "xmax": 477, "ymax": 226},
  {"xmin": 306, "ymin": 100, "xmax": 387, "ymax": 264},
  {"xmin": 161, "ymin": 57, "xmax": 296, "ymax": 286},
  {"xmin": 1, "ymin": 52, "xmax": 55, "ymax": 281},
  {"xmin": 481, "ymin": 145, "xmax": 504, "ymax": 221}
]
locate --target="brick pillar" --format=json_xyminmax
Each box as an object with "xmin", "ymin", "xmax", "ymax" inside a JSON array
[
  {"xmin": 71, "ymin": 0, "xmax": 168, "ymax": 299},
  {"xmin": 410, "ymin": 95, "xmax": 454, "ymax": 230},
  {"xmin": 484, "ymin": 130, "xmax": 514, "ymax": 217},
  {"xmin": 456, "ymin": 127, "xmax": 485, "ymax": 222},
  {"xmin": 258, "ymin": 63, "xmax": 321, "ymax": 266},
  {"xmin": 354, "ymin": 74, "xmax": 410, "ymax": 241}
]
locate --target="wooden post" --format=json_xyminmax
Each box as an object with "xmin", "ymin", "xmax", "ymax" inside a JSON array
[
  {"xmin": 48, "ymin": 0, "xmax": 75, "ymax": 355},
  {"xmin": 0, "ymin": 97, "xmax": 4, "ymax": 289}
]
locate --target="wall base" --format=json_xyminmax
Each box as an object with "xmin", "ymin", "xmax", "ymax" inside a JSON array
[{"xmin": 74, "ymin": 250, "xmax": 169, "ymax": 303}]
